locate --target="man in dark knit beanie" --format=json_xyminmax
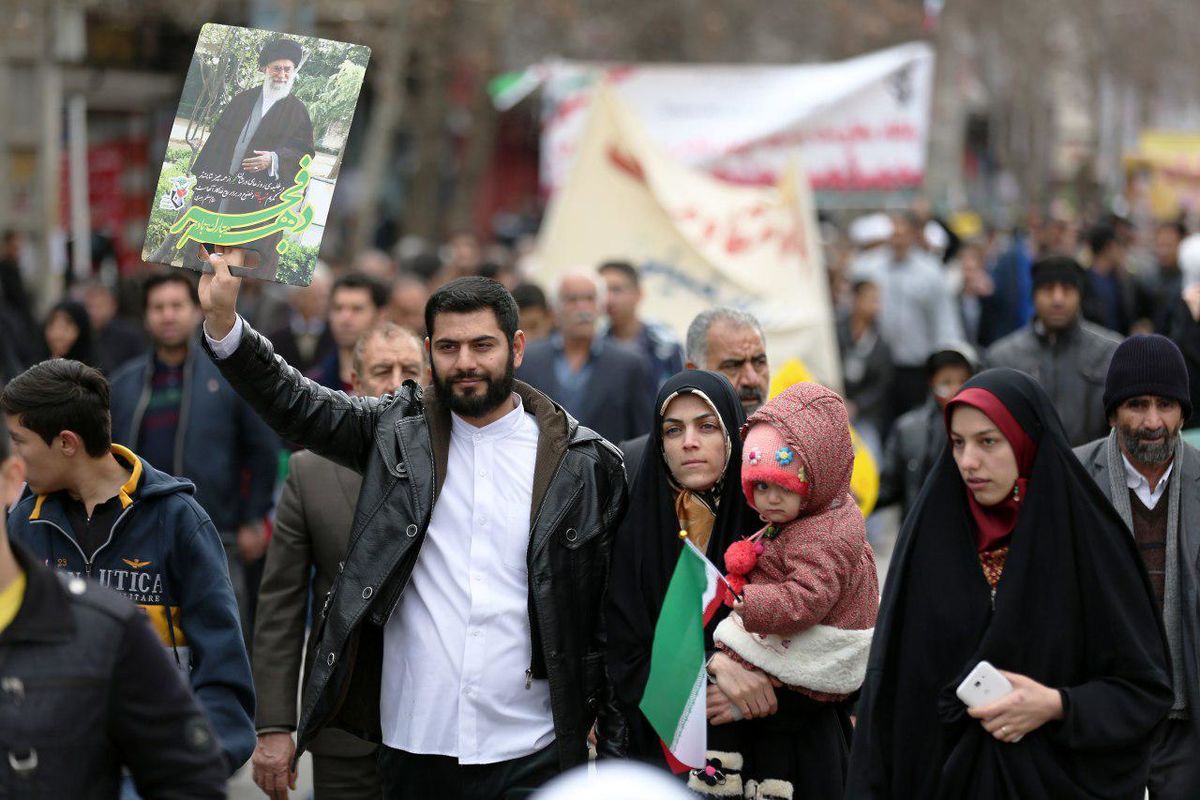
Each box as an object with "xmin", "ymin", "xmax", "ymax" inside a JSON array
[
  {"xmin": 985, "ymin": 255, "xmax": 1122, "ymax": 445},
  {"xmin": 1075, "ymin": 334, "xmax": 1200, "ymax": 798}
]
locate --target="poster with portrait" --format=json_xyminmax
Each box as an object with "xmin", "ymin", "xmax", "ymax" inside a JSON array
[{"xmin": 143, "ymin": 24, "xmax": 370, "ymax": 285}]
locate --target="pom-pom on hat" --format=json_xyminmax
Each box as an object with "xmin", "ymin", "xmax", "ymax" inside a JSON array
[{"xmin": 741, "ymin": 422, "xmax": 810, "ymax": 506}]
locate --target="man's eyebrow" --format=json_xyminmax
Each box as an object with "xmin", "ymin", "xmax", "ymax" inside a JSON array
[{"xmin": 434, "ymin": 334, "xmax": 499, "ymax": 345}]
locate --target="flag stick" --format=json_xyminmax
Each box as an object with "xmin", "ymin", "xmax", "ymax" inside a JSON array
[{"xmin": 679, "ymin": 529, "xmax": 742, "ymax": 601}]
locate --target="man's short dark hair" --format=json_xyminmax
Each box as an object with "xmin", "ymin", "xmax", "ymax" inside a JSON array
[
  {"xmin": 332, "ymin": 272, "xmax": 388, "ymax": 309},
  {"xmin": 143, "ymin": 271, "xmax": 199, "ymax": 311},
  {"xmin": 511, "ymin": 282, "xmax": 548, "ymax": 312},
  {"xmin": 1087, "ymin": 224, "xmax": 1119, "ymax": 257},
  {"xmin": 598, "ymin": 260, "xmax": 640, "ymax": 288},
  {"xmin": 425, "ymin": 277, "xmax": 519, "ymax": 345},
  {"xmin": 851, "ymin": 279, "xmax": 878, "ymax": 296},
  {"xmin": 0, "ymin": 404, "xmax": 9, "ymax": 461},
  {"xmin": 0, "ymin": 360, "xmax": 112, "ymax": 457}
]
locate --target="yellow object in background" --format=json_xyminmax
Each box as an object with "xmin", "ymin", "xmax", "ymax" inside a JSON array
[{"xmin": 769, "ymin": 358, "xmax": 880, "ymax": 517}]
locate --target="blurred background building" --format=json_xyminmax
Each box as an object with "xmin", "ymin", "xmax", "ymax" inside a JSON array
[{"xmin": 4, "ymin": 0, "xmax": 1200, "ymax": 312}]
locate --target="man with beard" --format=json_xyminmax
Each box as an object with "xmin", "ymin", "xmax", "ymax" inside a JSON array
[
  {"xmin": 251, "ymin": 323, "xmax": 428, "ymax": 800},
  {"xmin": 190, "ymin": 37, "xmax": 315, "ymax": 282},
  {"xmin": 197, "ymin": 249, "xmax": 628, "ymax": 799},
  {"xmin": 517, "ymin": 273, "xmax": 652, "ymax": 444},
  {"xmin": 1076, "ymin": 334, "xmax": 1200, "ymax": 799},
  {"xmin": 618, "ymin": 307, "xmax": 770, "ymax": 475}
]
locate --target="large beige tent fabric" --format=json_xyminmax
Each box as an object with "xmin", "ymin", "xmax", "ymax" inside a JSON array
[{"xmin": 536, "ymin": 85, "xmax": 841, "ymax": 388}]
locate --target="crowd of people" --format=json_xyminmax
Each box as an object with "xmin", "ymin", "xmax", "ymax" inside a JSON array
[{"xmin": 0, "ymin": 203, "xmax": 1198, "ymax": 799}]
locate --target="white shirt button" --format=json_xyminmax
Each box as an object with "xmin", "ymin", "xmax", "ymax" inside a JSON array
[{"xmin": 479, "ymin": 469, "xmax": 487, "ymax": 477}]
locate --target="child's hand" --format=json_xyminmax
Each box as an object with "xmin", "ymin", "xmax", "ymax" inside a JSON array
[{"xmin": 732, "ymin": 597, "xmax": 745, "ymax": 612}]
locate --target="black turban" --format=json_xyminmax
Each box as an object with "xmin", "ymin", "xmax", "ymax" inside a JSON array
[{"xmin": 258, "ymin": 38, "xmax": 303, "ymax": 69}]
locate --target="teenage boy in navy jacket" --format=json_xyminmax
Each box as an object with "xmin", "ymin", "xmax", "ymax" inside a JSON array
[{"xmin": 2, "ymin": 358, "xmax": 255, "ymax": 774}]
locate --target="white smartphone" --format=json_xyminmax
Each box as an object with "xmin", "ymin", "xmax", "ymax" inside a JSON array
[{"xmin": 956, "ymin": 661, "xmax": 1014, "ymax": 708}]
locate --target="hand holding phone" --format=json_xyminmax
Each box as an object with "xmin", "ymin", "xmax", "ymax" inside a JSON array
[{"xmin": 956, "ymin": 661, "xmax": 1014, "ymax": 708}]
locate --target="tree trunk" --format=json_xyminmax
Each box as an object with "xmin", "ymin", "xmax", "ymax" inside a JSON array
[
  {"xmin": 924, "ymin": 2, "xmax": 968, "ymax": 209},
  {"xmin": 406, "ymin": 0, "xmax": 455, "ymax": 241},
  {"xmin": 447, "ymin": 0, "xmax": 513, "ymax": 234},
  {"xmin": 347, "ymin": 9, "xmax": 414, "ymax": 255}
]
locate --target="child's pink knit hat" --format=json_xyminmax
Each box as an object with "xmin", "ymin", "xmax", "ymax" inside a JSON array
[{"xmin": 741, "ymin": 422, "xmax": 810, "ymax": 506}]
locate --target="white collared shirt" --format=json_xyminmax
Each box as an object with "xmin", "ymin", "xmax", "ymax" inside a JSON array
[
  {"xmin": 379, "ymin": 394, "xmax": 553, "ymax": 763},
  {"xmin": 1122, "ymin": 453, "xmax": 1174, "ymax": 510}
]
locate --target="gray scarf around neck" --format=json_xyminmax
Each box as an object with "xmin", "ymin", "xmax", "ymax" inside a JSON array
[{"xmin": 1106, "ymin": 429, "xmax": 1187, "ymax": 716}]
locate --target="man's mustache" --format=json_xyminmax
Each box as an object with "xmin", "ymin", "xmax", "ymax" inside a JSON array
[
  {"xmin": 739, "ymin": 385, "xmax": 764, "ymax": 402},
  {"xmin": 565, "ymin": 311, "xmax": 596, "ymax": 325},
  {"xmin": 1134, "ymin": 427, "xmax": 1169, "ymax": 441}
]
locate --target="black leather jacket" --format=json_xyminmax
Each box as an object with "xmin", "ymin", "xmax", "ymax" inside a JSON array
[{"xmin": 202, "ymin": 323, "xmax": 629, "ymax": 770}]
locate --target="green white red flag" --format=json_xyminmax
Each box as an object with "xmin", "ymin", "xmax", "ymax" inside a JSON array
[{"xmin": 638, "ymin": 535, "xmax": 724, "ymax": 772}]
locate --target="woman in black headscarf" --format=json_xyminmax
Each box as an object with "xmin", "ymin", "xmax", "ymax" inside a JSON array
[
  {"xmin": 847, "ymin": 368, "xmax": 1171, "ymax": 799},
  {"xmin": 42, "ymin": 300, "xmax": 95, "ymax": 366},
  {"xmin": 608, "ymin": 371, "xmax": 852, "ymax": 798}
]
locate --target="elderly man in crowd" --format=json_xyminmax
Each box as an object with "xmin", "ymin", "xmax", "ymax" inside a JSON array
[
  {"xmin": 1075, "ymin": 335, "xmax": 1200, "ymax": 800},
  {"xmin": 517, "ymin": 273, "xmax": 651, "ymax": 444},
  {"xmin": 619, "ymin": 306, "xmax": 770, "ymax": 474}
]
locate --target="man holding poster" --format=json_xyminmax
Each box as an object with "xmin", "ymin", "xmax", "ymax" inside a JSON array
[
  {"xmin": 198, "ymin": 256, "xmax": 628, "ymax": 798},
  {"xmin": 190, "ymin": 37, "xmax": 316, "ymax": 281}
]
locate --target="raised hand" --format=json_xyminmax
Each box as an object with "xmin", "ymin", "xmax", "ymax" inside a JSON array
[{"xmin": 197, "ymin": 245, "xmax": 244, "ymax": 340}]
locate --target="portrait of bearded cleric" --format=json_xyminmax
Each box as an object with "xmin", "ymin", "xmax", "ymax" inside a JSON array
[
  {"xmin": 144, "ymin": 25, "xmax": 370, "ymax": 285},
  {"xmin": 189, "ymin": 37, "xmax": 316, "ymax": 280}
]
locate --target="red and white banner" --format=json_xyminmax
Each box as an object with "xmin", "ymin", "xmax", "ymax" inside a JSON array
[{"xmin": 537, "ymin": 42, "xmax": 933, "ymax": 197}]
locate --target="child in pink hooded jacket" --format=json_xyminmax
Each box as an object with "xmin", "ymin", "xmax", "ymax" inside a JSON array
[{"xmin": 715, "ymin": 382, "xmax": 879, "ymax": 703}]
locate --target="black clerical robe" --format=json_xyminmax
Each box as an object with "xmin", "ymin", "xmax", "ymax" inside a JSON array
[{"xmin": 191, "ymin": 87, "xmax": 315, "ymax": 279}]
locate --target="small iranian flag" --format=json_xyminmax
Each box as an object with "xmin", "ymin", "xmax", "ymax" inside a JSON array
[{"xmin": 639, "ymin": 534, "xmax": 725, "ymax": 773}]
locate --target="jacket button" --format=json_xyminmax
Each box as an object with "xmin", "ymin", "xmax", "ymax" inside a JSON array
[
  {"xmin": 405, "ymin": 524, "xmax": 418, "ymax": 537},
  {"xmin": 565, "ymin": 528, "xmax": 578, "ymax": 542},
  {"xmin": 362, "ymin": 586, "xmax": 373, "ymax": 600},
  {"xmin": 327, "ymin": 653, "xmax": 336, "ymax": 667}
]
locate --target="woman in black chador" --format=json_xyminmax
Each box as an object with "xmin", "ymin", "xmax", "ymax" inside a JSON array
[
  {"xmin": 847, "ymin": 368, "xmax": 1171, "ymax": 799},
  {"xmin": 607, "ymin": 371, "xmax": 852, "ymax": 799}
]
